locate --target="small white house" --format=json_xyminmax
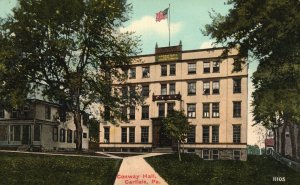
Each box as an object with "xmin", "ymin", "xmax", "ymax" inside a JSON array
[{"xmin": 0, "ymin": 99, "xmax": 89, "ymax": 151}]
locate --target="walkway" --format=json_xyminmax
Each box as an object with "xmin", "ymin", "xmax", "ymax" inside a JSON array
[{"xmin": 114, "ymin": 153, "xmax": 168, "ymax": 185}]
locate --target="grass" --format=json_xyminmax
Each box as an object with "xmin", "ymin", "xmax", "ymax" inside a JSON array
[
  {"xmin": 145, "ymin": 154, "xmax": 300, "ymax": 185},
  {"xmin": 0, "ymin": 152, "xmax": 122, "ymax": 185}
]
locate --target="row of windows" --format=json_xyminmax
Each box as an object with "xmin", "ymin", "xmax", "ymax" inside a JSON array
[
  {"xmin": 103, "ymin": 125, "xmax": 241, "ymax": 144},
  {"xmin": 128, "ymin": 60, "xmax": 223, "ymax": 79},
  {"xmin": 0, "ymin": 125, "xmax": 40, "ymax": 142},
  {"xmin": 124, "ymin": 78, "xmax": 242, "ymax": 98},
  {"xmin": 187, "ymin": 102, "xmax": 241, "ymax": 118},
  {"xmin": 104, "ymin": 126, "xmax": 149, "ymax": 144},
  {"xmin": 52, "ymin": 127, "xmax": 87, "ymax": 143},
  {"xmin": 120, "ymin": 101, "xmax": 241, "ymax": 120},
  {"xmin": 201, "ymin": 149, "xmax": 241, "ymax": 160}
]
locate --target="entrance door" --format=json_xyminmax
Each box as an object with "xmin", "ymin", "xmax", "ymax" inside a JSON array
[
  {"xmin": 159, "ymin": 125, "xmax": 172, "ymax": 147},
  {"xmin": 22, "ymin": 125, "xmax": 30, "ymax": 145}
]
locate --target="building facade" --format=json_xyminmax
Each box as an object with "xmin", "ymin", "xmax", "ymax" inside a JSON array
[
  {"xmin": 0, "ymin": 99, "xmax": 89, "ymax": 151},
  {"xmin": 99, "ymin": 44, "xmax": 248, "ymax": 160}
]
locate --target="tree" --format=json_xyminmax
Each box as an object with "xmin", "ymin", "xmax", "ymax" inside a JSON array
[
  {"xmin": 162, "ymin": 110, "xmax": 190, "ymax": 161},
  {"xmin": 0, "ymin": 0, "xmax": 141, "ymax": 150},
  {"xmin": 204, "ymin": 0, "xmax": 300, "ymax": 159}
]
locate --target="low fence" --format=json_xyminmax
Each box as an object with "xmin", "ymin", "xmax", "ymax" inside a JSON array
[{"xmin": 267, "ymin": 149, "xmax": 300, "ymax": 172}]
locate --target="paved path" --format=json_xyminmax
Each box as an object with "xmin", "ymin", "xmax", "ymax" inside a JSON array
[{"xmin": 114, "ymin": 153, "xmax": 168, "ymax": 185}]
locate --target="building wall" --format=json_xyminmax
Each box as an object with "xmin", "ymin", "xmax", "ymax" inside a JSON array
[{"xmin": 99, "ymin": 46, "xmax": 248, "ymax": 160}]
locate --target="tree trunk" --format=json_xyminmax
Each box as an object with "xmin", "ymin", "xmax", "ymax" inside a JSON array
[
  {"xmin": 297, "ymin": 125, "xmax": 300, "ymax": 160},
  {"xmin": 288, "ymin": 122, "xmax": 297, "ymax": 159},
  {"xmin": 272, "ymin": 128, "xmax": 277, "ymax": 152},
  {"xmin": 276, "ymin": 127, "xmax": 280, "ymax": 153},
  {"xmin": 178, "ymin": 140, "xmax": 181, "ymax": 161},
  {"xmin": 74, "ymin": 110, "xmax": 82, "ymax": 151},
  {"xmin": 280, "ymin": 123, "xmax": 287, "ymax": 155}
]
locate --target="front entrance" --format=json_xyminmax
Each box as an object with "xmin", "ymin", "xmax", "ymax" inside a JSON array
[
  {"xmin": 152, "ymin": 118, "xmax": 172, "ymax": 147},
  {"xmin": 22, "ymin": 125, "xmax": 30, "ymax": 145}
]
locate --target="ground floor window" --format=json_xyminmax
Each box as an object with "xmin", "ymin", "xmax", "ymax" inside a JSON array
[
  {"xmin": 83, "ymin": 132, "xmax": 87, "ymax": 139},
  {"xmin": 53, "ymin": 127, "xmax": 58, "ymax": 142},
  {"xmin": 104, "ymin": 127, "xmax": 110, "ymax": 143},
  {"xmin": 141, "ymin": 127, "xmax": 149, "ymax": 143},
  {"xmin": 121, "ymin": 127, "xmax": 127, "ymax": 143},
  {"xmin": 0, "ymin": 125, "xmax": 8, "ymax": 141},
  {"xmin": 212, "ymin": 150, "xmax": 219, "ymax": 160},
  {"xmin": 203, "ymin": 149, "xmax": 210, "ymax": 160},
  {"xmin": 60, "ymin": 129, "xmax": 66, "ymax": 142},
  {"xmin": 129, "ymin": 127, "xmax": 135, "ymax": 143},
  {"xmin": 10, "ymin": 125, "xmax": 21, "ymax": 141},
  {"xmin": 187, "ymin": 125, "xmax": 195, "ymax": 143},
  {"xmin": 233, "ymin": 150, "xmax": 241, "ymax": 160},
  {"xmin": 67, "ymin": 129, "xmax": 72, "ymax": 143},
  {"xmin": 33, "ymin": 125, "xmax": 40, "ymax": 141}
]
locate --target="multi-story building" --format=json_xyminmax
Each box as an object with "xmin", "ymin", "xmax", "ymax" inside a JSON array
[
  {"xmin": 99, "ymin": 43, "xmax": 248, "ymax": 160},
  {"xmin": 0, "ymin": 99, "xmax": 89, "ymax": 151}
]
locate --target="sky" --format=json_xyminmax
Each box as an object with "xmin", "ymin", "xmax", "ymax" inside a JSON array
[{"xmin": 0, "ymin": 0, "xmax": 263, "ymax": 146}]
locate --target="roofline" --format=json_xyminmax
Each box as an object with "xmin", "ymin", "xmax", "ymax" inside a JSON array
[
  {"xmin": 26, "ymin": 99, "xmax": 60, "ymax": 107},
  {"xmin": 131, "ymin": 46, "xmax": 228, "ymax": 58}
]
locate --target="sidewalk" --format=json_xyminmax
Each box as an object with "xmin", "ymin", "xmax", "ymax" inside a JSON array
[{"xmin": 114, "ymin": 153, "xmax": 168, "ymax": 185}]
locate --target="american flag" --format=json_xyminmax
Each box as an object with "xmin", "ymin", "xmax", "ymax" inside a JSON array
[{"xmin": 156, "ymin": 8, "xmax": 168, "ymax": 22}]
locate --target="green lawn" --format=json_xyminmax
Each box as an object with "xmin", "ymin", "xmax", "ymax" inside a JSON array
[
  {"xmin": 0, "ymin": 152, "xmax": 121, "ymax": 185},
  {"xmin": 145, "ymin": 154, "xmax": 300, "ymax": 185}
]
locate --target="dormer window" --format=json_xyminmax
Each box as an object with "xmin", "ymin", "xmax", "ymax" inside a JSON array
[{"xmin": 45, "ymin": 105, "xmax": 51, "ymax": 120}]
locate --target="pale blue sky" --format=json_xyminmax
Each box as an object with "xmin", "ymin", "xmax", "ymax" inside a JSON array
[{"xmin": 0, "ymin": 0, "xmax": 261, "ymax": 146}]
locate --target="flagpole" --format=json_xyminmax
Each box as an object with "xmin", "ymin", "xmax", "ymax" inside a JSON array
[{"xmin": 168, "ymin": 4, "xmax": 170, "ymax": 47}]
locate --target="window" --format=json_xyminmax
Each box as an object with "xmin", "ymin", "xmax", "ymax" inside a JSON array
[
  {"xmin": 187, "ymin": 104, "xmax": 196, "ymax": 118},
  {"xmin": 212, "ymin": 103, "xmax": 220, "ymax": 118},
  {"xmin": 161, "ymin": 84, "xmax": 167, "ymax": 95},
  {"xmin": 233, "ymin": 150, "xmax": 241, "ymax": 160},
  {"xmin": 122, "ymin": 86, "xmax": 128, "ymax": 99},
  {"xmin": 45, "ymin": 105, "xmax": 51, "ymax": 120},
  {"xmin": 167, "ymin": 103, "xmax": 175, "ymax": 116},
  {"xmin": 141, "ymin": 106, "xmax": 149, "ymax": 120},
  {"xmin": 121, "ymin": 107, "xmax": 127, "ymax": 119},
  {"xmin": 142, "ymin": 85, "xmax": 149, "ymax": 97},
  {"xmin": 83, "ymin": 133, "xmax": 87, "ymax": 138},
  {"xmin": 53, "ymin": 127, "xmax": 58, "ymax": 142},
  {"xmin": 141, "ymin": 127, "xmax": 149, "ymax": 143},
  {"xmin": 129, "ymin": 127, "xmax": 135, "ymax": 143},
  {"xmin": 233, "ymin": 125, "xmax": 241, "ymax": 143},
  {"xmin": 60, "ymin": 129, "xmax": 66, "ymax": 142},
  {"xmin": 170, "ymin": 64, "xmax": 176, "ymax": 75},
  {"xmin": 121, "ymin": 127, "xmax": 127, "ymax": 143},
  {"xmin": 203, "ymin": 150, "xmax": 210, "ymax": 159},
  {"xmin": 11, "ymin": 109, "xmax": 19, "ymax": 118},
  {"xmin": 67, "ymin": 129, "xmax": 72, "ymax": 143},
  {"xmin": 202, "ymin": 126, "xmax": 209, "ymax": 143},
  {"xmin": 203, "ymin": 81, "xmax": 210, "ymax": 95},
  {"xmin": 188, "ymin": 82, "xmax": 196, "ymax": 95},
  {"xmin": 203, "ymin": 62, "xmax": 210, "ymax": 73},
  {"xmin": 161, "ymin": 65, "xmax": 167, "ymax": 76},
  {"xmin": 129, "ymin": 68, "xmax": 136, "ymax": 79},
  {"xmin": 104, "ymin": 127, "xmax": 110, "ymax": 143},
  {"xmin": 212, "ymin": 126, "xmax": 219, "ymax": 143},
  {"xmin": 10, "ymin": 125, "xmax": 21, "ymax": 141},
  {"xmin": 233, "ymin": 101, "xmax": 241, "ymax": 117},
  {"xmin": 187, "ymin": 125, "xmax": 196, "ymax": 143},
  {"xmin": 0, "ymin": 125, "xmax": 8, "ymax": 141},
  {"xmin": 0, "ymin": 105, "xmax": 4, "ymax": 118},
  {"xmin": 212, "ymin": 150, "xmax": 219, "ymax": 159},
  {"xmin": 213, "ymin": 61, "xmax": 220, "ymax": 73},
  {"xmin": 33, "ymin": 125, "xmax": 40, "ymax": 141},
  {"xmin": 233, "ymin": 58, "xmax": 242, "ymax": 71},
  {"xmin": 188, "ymin": 63, "xmax": 196, "ymax": 74},
  {"xmin": 233, "ymin": 78, "xmax": 241, "ymax": 93},
  {"xmin": 129, "ymin": 107, "xmax": 135, "ymax": 120},
  {"xmin": 203, "ymin": 103, "xmax": 210, "ymax": 118},
  {"xmin": 142, "ymin": 66, "xmax": 150, "ymax": 78},
  {"xmin": 169, "ymin": 83, "xmax": 176, "ymax": 95},
  {"xmin": 130, "ymin": 85, "xmax": 136, "ymax": 98},
  {"xmin": 212, "ymin": 81, "xmax": 220, "ymax": 94},
  {"xmin": 158, "ymin": 103, "xmax": 165, "ymax": 117}
]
